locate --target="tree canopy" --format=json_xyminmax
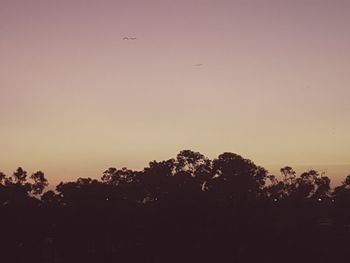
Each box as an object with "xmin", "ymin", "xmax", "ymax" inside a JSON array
[{"xmin": 0, "ymin": 150, "xmax": 349, "ymax": 263}]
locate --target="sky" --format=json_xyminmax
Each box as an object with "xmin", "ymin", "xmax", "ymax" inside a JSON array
[{"xmin": 1, "ymin": 0, "xmax": 350, "ymax": 187}]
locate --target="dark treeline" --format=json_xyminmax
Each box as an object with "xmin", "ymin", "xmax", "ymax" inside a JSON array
[{"xmin": 1, "ymin": 150, "xmax": 350, "ymax": 263}]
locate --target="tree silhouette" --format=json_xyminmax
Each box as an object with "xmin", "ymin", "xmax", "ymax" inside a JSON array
[
  {"xmin": 0, "ymin": 151, "xmax": 349, "ymax": 263},
  {"xmin": 31, "ymin": 171, "xmax": 49, "ymax": 195}
]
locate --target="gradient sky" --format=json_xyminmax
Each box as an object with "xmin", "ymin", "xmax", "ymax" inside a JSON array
[{"xmin": 1, "ymin": 0, "xmax": 350, "ymax": 186}]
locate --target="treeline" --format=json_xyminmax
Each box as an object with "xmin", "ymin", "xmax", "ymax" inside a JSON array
[{"xmin": 1, "ymin": 150, "xmax": 350, "ymax": 263}]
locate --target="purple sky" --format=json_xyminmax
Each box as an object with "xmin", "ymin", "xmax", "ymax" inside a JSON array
[{"xmin": 1, "ymin": 0, "xmax": 350, "ymax": 186}]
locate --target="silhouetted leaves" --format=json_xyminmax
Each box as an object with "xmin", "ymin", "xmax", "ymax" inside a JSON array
[
  {"xmin": 31, "ymin": 171, "xmax": 48, "ymax": 195},
  {"xmin": 0, "ymin": 151, "xmax": 349, "ymax": 263}
]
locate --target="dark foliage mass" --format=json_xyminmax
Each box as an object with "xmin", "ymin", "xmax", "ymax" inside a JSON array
[{"xmin": 1, "ymin": 150, "xmax": 350, "ymax": 263}]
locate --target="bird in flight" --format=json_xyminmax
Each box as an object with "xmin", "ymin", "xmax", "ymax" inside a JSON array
[
  {"xmin": 123, "ymin": 37, "xmax": 137, "ymax": 40},
  {"xmin": 194, "ymin": 63, "xmax": 203, "ymax": 67}
]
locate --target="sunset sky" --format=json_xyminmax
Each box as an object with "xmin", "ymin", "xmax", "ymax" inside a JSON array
[{"xmin": 1, "ymin": 0, "xmax": 350, "ymax": 186}]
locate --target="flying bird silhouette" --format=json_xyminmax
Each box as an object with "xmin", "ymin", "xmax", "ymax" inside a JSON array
[
  {"xmin": 123, "ymin": 37, "xmax": 137, "ymax": 40},
  {"xmin": 194, "ymin": 63, "xmax": 203, "ymax": 67}
]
